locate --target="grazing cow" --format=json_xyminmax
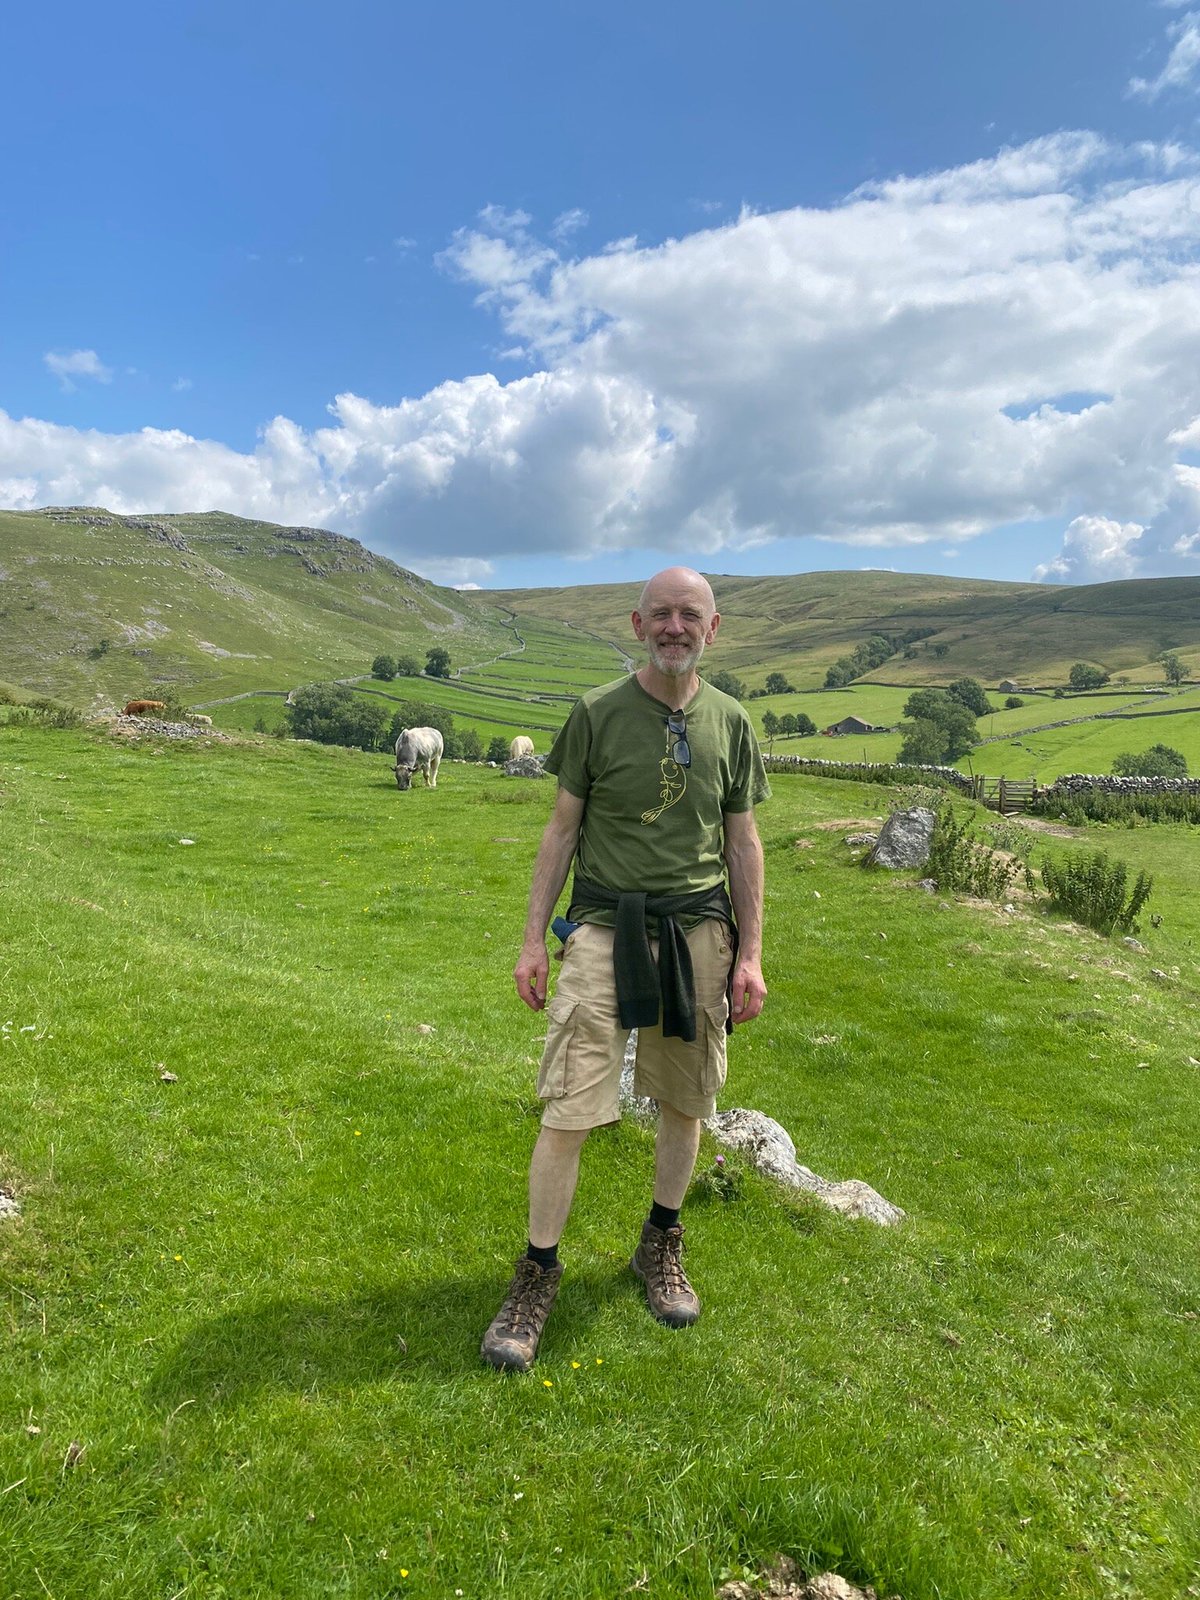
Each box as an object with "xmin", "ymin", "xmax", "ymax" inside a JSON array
[
  {"xmin": 185, "ymin": 713, "xmax": 213, "ymax": 726},
  {"xmin": 509, "ymin": 735, "xmax": 535, "ymax": 760},
  {"xmin": 393, "ymin": 727, "xmax": 444, "ymax": 791},
  {"xmin": 123, "ymin": 699, "xmax": 167, "ymax": 716}
]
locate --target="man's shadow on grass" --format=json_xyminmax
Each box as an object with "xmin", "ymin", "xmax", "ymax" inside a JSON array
[{"xmin": 146, "ymin": 1265, "xmax": 626, "ymax": 1411}]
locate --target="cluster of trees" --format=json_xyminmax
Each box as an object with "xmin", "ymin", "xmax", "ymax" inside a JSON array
[
  {"xmin": 285, "ymin": 683, "xmax": 505, "ymax": 762},
  {"xmin": 370, "ymin": 648, "xmax": 452, "ymax": 681},
  {"xmin": 760, "ymin": 710, "xmax": 816, "ymax": 746},
  {"xmin": 823, "ymin": 628, "xmax": 937, "ymax": 689},
  {"xmin": 896, "ymin": 678, "xmax": 994, "ymax": 766},
  {"xmin": 1160, "ymin": 651, "xmax": 1187, "ymax": 686},
  {"xmin": 1112, "ymin": 744, "xmax": 1188, "ymax": 778},
  {"xmin": 702, "ymin": 669, "xmax": 746, "ymax": 699},
  {"xmin": 1068, "ymin": 662, "xmax": 1110, "ymax": 691},
  {"xmin": 745, "ymin": 671, "xmax": 796, "ymax": 699}
]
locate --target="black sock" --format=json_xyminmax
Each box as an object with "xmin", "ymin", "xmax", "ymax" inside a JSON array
[
  {"xmin": 525, "ymin": 1240, "xmax": 559, "ymax": 1270},
  {"xmin": 648, "ymin": 1200, "xmax": 680, "ymax": 1233}
]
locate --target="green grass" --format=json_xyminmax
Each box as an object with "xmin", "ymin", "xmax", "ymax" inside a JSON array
[{"xmin": 3, "ymin": 727, "xmax": 1200, "ymax": 1597}]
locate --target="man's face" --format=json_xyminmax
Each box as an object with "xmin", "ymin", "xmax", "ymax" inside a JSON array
[{"xmin": 633, "ymin": 579, "xmax": 719, "ymax": 678}]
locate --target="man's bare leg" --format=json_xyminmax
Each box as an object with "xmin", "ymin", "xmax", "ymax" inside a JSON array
[
  {"xmin": 652, "ymin": 1100, "xmax": 702, "ymax": 1209},
  {"xmin": 528, "ymin": 1125, "xmax": 590, "ymax": 1247}
]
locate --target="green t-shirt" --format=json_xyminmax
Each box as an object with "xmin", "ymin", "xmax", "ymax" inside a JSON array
[{"xmin": 543, "ymin": 675, "xmax": 770, "ymax": 918}]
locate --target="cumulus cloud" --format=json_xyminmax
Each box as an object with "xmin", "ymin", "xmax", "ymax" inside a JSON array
[
  {"xmin": 1129, "ymin": 10, "xmax": 1200, "ymax": 99},
  {"xmin": 1033, "ymin": 514, "xmax": 1145, "ymax": 583},
  {"xmin": 11, "ymin": 134, "xmax": 1200, "ymax": 584},
  {"xmin": 43, "ymin": 349, "xmax": 113, "ymax": 392}
]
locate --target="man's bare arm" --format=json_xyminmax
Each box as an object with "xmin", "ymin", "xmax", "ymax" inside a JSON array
[
  {"xmin": 513, "ymin": 785, "xmax": 586, "ymax": 1011},
  {"xmin": 723, "ymin": 807, "xmax": 766, "ymax": 1024}
]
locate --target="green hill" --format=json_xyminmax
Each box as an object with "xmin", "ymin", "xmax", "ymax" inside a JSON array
[
  {"xmin": 0, "ymin": 505, "xmax": 515, "ymax": 709},
  {"xmin": 491, "ymin": 569, "xmax": 1200, "ymax": 691}
]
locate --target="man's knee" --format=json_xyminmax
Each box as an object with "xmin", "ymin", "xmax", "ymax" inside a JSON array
[
  {"xmin": 535, "ymin": 1124, "xmax": 592, "ymax": 1156},
  {"xmin": 657, "ymin": 1098, "xmax": 701, "ymax": 1130}
]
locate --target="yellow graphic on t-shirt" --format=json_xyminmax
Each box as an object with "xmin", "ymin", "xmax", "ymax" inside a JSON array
[{"xmin": 641, "ymin": 726, "xmax": 687, "ymax": 824}]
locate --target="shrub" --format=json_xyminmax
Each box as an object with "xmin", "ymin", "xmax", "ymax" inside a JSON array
[
  {"xmin": 926, "ymin": 807, "xmax": 1022, "ymax": 900},
  {"xmin": 1112, "ymin": 744, "xmax": 1188, "ymax": 778},
  {"xmin": 371, "ymin": 654, "xmax": 397, "ymax": 681},
  {"xmin": 286, "ymin": 684, "xmax": 389, "ymax": 751},
  {"xmin": 395, "ymin": 655, "xmax": 422, "ymax": 677},
  {"xmin": 1028, "ymin": 787, "xmax": 1200, "ymax": 826},
  {"xmin": 1039, "ymin": 849, "xmax": 1152, "ymax": 935},
  {"xmin": 487, "ymin": 736, "xmax": 510, "ymax": 763},
  {"xmin": 764, "ymin": 672, "xmax": 794, "ymax": 695},
  {"xmin": 1004, "ymin": 696, "xmax": 1024, "ymax": 710},
  {"xmin": 425, "ymin": 647, "xmax": 452, "ymax": 679}
]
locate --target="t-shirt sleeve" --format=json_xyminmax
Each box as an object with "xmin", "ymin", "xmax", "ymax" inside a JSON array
[
  {"xmin": 722, "ymin": 712, "xmax": 772, "ymax": 813},
  {"xmin": 542, "ymin": 699, "xmax": 592, "ymax": 799}
]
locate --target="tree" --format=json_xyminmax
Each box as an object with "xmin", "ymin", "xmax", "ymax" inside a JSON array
[
  {"xmin": 487, "ymin": 735, "xmax": 510, "ymax": 763},
  {"xmin": 705, "ymin": 669, "xmax": 745, "ymax": 700},
  {"xmin": 425, "ymin": 647, "xmax": 452, "ymax": 679},
  {"xmin": 457, "ymin": 727, "xmax": 483, "ymax": 761},
  {"xmin": 395, "ymin": 654, "xmax": 422, "ymax": 677},
  {"xmin": 1113, "ymin": 744, "xmax": 1188, "ymax": 778},
  {"xmin": 946, "ymin": 677, "xmax": 992, "ymax": 718},
  {"xmin": 764, "ymin": 671, "xmax": 794, "ymax": 695},
  {"xmin": 1068, "ymin": 662, "xmax": 1110, "ymax": 691},
  {"xmin": 931, "ymin": 643, "xmax": 950, "ymax": 660},
  {"xmin": 897, "ymin": 718, "xmax": 950, "ymax": 766},
  {"xmin": 899, "ymin": 687, "xmax": 978, "ymax": 763},
  {"xmin": 1004, "ymin": 696, "xmax": 1024, "ymax": 710},
  {"xmin": 793, "ymin": 713, "xmax": 817, "ymax": 737},
  {"xmin": 779, "ymin": 714, "xmax": 798, "ymax": 736},
  {"xmin": 1160, "ymin": 651, "xmax": 1187, "ymax": 687},
  {"xmin": 286, "ymin": 684, "xmax": 389, "ymax": 751},
  {"xmin": 371, "ymin": 654, "xmax": 397, "ymax": 681},
  {"xmin": 761, "ymin": 710, "xmax": 780, "ymax": 750}
]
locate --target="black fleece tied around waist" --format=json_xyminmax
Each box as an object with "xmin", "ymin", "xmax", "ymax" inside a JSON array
[{"xmin": 568, "ymin": 873, "xmax": 737, "ymax": 1042}]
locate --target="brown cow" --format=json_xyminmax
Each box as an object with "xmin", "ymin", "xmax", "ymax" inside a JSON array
[{"xmin": 123, "ymin": 700, "xmax": 167, "ymax": 716}]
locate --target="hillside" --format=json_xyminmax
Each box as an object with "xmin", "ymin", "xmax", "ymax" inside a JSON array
[
  {"xmin": 489, "ymin": 569, "xmax": 1200, "ymax": 690},
  {"xmin": 0, "ymin": 506, "xmax": 515, "ymax": 708}
]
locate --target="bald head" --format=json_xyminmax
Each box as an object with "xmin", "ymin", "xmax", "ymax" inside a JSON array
[{"xmin": 636, "ymin": 566, "xmax": 716, "ymax": 618}]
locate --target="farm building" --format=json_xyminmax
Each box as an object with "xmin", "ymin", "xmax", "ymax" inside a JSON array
[
  {"xmin": 997, "ymin": 679, "xmax": 1022, "ymax": 693},
  {"xmin": 824, "ymin": 715, "xmax": 881, "ymax": 736}
]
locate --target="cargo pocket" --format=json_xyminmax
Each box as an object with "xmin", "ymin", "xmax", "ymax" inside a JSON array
[
  {"xmin": 701, "ymin": 1002, "xmax": 730, "ymax": 1097},
  {"xmin": 536, "ymin": 995, "xmax": 579, "ymax": 1101}
]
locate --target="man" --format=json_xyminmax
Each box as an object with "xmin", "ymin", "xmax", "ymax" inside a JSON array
[{"xmin": 481, "ymin": 567, "xmax": 770, "ymax": 1373}]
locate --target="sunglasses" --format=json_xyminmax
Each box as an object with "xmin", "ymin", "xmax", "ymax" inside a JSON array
[{"xmin": 666, "ymin": 710, "xmax": 691, "ymax": 768}]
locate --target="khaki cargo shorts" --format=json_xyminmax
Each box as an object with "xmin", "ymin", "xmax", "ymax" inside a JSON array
[{"xmin": 537, "ymin": 918, "xmax": 733, "ymax": 1130}]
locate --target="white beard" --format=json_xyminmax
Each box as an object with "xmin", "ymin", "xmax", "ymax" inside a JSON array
[{"xmin": 647, "ymin": 638, "xmax": 704, "ymax": 677}]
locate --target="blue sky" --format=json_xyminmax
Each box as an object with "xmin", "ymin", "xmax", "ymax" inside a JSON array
[{"xmin": 5, "ymin": 1, "xmax": 1200, "ymax": 590}]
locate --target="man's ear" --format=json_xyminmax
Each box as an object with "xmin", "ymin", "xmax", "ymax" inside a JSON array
[
  {"xmin": 707, "ymin": 611, "xmax": 721, "ymax": 643},
  {"xmin": 631, "ymin": 609, "xmax": 646, "ymax": 641}
]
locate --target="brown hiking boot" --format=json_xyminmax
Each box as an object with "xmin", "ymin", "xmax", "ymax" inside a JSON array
[
  {"xmin": 480, "ymin": 1256, "xmax": 563, "ymax": 1372},
  {"xmin": 630, "ymin": 1222, "xmax": 701, "ymax": 1327}
]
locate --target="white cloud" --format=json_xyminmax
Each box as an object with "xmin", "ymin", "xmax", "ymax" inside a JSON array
[
  {"xmin": 551, "ymin": 208, "xmax": 588, "ymax": 243},
  {"xmin": 12, "ymin": 136, "xmax": 1200, "ymax": 584},
  {"xmin": 1128, "ymin": 10, "xmax": 1200, "ymax": 99},
  {"xmin": 44, "ymin": 349, "xmax": 113, "ymax": 392},
  {"xmin": 1033, "ymin": 515, "xmax": 1145, "ymax": 583},
  {"xmin": 172, "ymin": 377, "xmax": 193, "ymax": 392}
]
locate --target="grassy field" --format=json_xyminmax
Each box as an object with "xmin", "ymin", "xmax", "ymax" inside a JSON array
[{"xmin": 2, "ymin": 723, "xmax": 1199, "ymax": 1598}]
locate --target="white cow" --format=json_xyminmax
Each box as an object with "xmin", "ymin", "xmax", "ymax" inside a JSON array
[
  {"xmin": 394, "ymin": 726, "xmax": 444, "ymax": 791},
  {"xmin": 509, "ymin": 735, "xmax": 535, "ymax": 760}
]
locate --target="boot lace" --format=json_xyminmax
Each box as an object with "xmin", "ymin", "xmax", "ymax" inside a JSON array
[
  {"xmin": 499, "ymin": 1260, "xmax": 555, "ymax": 1336},
  {"xmin": 652, "ymin": 1229, "xmax": 691, "ymax": 1297}
]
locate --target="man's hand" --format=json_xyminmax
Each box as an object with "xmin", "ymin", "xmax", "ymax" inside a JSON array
[
  {"xmin": 514, "ymin": 941, "xmax": 550, "ymax": 1011},
  {"xmin": 730, "ymin": 957, "xmax": 766, "ymax": 1024}
]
